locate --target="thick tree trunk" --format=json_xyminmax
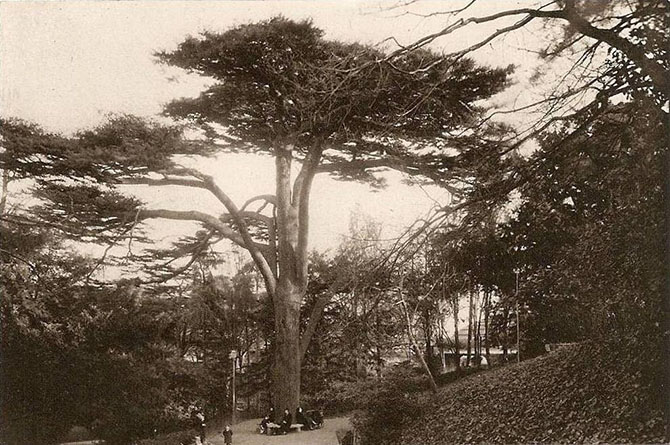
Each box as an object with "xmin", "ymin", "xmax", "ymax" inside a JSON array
[
  {"xmin": 271, "ymin": 144, "xmax": 304, "ymax": 414},
  {"xmin": 272, "ymin": 279, "xmax": 302, "ymax": 414}
]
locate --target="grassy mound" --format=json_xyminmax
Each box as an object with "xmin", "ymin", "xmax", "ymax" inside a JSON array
[{"xmin": 400, "ymin": 342, "xmax": 665, "ymax": 444}]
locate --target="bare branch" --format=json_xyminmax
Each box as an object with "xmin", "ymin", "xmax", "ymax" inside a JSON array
[
  {"xmin": 222, "ymin": 210, "xmax": 274, "ymax": 227},
  {"xmin": 561, "ymin": 0, "xmax": 670, "ymax": 94},
  {"xmin": 84, "ymin": 225, "xmax": 133, "ymax": 284},
  {"xmin": 385, "ymin": 3, "xmax": 563, "ymax": 61},
  {"xmin": 121, "ymin": 167, "xmax": 278, "ymax": 292},
  {"xmin": 0, "ymin": 248, "xmax": 40, "ymax": 277},
  {"xmin": 120, "ymin": 177, "xmax": 208, "ymax": 189},
  {"xmin": 299, "ymin": 292, "xmax": 331, "ymax": 362},
  {"xmin": 241, "ymin": 194, "xmax": 277, "ymax": 212},
  {"xmin": 141, "ymin": 231, "xmax": 216, "ymax": 285},
  {"xmin": 198, "ymin": 173, "xmax": 278, "ymax": 295},
  {"xmin": 138, "ymin": 208, "xmax": 246, "ymax": 248},
  {"xmin": 397, "ymin": 274, "xmax": 438, "ymax": 393},
  {"xmin": 126, "ymin": 209, "xmax": 141, "ymax": 259}
]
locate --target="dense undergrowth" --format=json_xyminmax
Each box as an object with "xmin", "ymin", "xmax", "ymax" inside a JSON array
[{"xmin": 384, "ymin": 339, "xmax": 667, "ymax": 444}]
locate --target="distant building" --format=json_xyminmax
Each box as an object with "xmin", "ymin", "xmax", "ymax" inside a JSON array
[{"xmin": 435, "ymin": 327, "xmax": 517, "ymax": 372}]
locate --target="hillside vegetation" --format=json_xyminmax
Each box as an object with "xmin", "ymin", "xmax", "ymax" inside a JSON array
[{"xmin": 399, "ymin": 341, "xmax": 665, "ymax": 444}]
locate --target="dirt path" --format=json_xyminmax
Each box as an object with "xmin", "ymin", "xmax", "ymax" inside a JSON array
[{"xmin": 205, "ymin": 417, "xmax": 350, "ymax": 445}]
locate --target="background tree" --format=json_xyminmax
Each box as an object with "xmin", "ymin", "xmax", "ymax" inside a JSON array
[
  {"xmin": 390, "ymin": 0, "xmax": 667, "ymax": 356},
  {"xmin": 502, "ymin": 97, "xmax": 665, "ymax": 354},
  {"xmin": 301, "ymin": 211, "xmax": 401, "ymax": 393},
  {"xmin": 0, "ymin": 226, "xmax": 180, "ymax": 444}
]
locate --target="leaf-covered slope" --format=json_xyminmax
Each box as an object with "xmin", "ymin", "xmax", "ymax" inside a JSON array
[{"xmin": 401, "ymin": 343, "xmax": 665, "ymax": 444}]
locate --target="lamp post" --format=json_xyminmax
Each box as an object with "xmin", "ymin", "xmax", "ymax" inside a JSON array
[
  {"xmin": 513, "ymin": 268, "xmax": 520, "ymax": 363},
  {"xmin": 229, "ymin": 349, "xmax": 238, "ymax": 424}
]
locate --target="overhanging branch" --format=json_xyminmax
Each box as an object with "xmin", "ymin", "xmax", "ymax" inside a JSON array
[
  {"xmin": 200, "ymin": 174, "xmax": 278, "ymax": 295},
  {"xmin": 120, "ymin": 165, "xmax": 279, "ymax": 294},
  {"xmin": 138, "ymin": 208, "xmax": 246, "ymax": 247},
  {"xmin": 120, "ymin": 177, "xmax": 208, "ymax": 189},
  {"xmin": 317, "ymin": 158, "xmax": 462, "ymax": 196}
]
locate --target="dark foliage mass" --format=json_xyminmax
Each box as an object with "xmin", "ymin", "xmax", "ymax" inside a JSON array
[
  {"xmin": 352, "ymin": 366, "xmax": 427, "ymax": 445},
  {"xmin": 136, "ymin": 429, "xmax": 199, "ymax": 445},
  {"xmin": 396, "ymin": 341, "xmax": 665, "ymax": 444},
  {"xmin": 0, "ymin": 224, "xmax": 250, "ymax": 444},
  {"xmin": 352, "ymin": 93, "xmax": 667, "ymax": 444}
]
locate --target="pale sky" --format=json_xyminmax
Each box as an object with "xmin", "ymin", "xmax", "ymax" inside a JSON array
[{"xmin": 0, "ymin": 0, "xmax": 547, "ymax": 257}]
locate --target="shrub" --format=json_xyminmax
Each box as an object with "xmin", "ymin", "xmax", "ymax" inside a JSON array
[
  {"xmin": 302, "ymin": 379, "xmax": 378, "ymax": 415},
  {"xmin": 136, "ymin": 429, "xmax": 198, "ymax": 445},
  {"xmin": 351, "ymin": 366, "xmax": 425, "ymax": 445},
  {"xmin": 434, "ymin": 366, "xmax": 480, "ymax": 386},
  {"xmin": 303, "ymin": 363, "xmax": 432, "ymax": 417}
]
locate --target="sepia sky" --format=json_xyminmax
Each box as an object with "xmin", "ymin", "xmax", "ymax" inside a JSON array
[{"xmin": 0, "ymin": 0, "xmax": 546, "ymax": 254}]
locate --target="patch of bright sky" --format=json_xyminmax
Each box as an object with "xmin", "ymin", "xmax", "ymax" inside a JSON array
[{"xmin": 1, "ymin": 0, "xmax": 553, "ymax": 257}]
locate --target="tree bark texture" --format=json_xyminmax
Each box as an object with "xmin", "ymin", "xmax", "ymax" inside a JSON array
[{"xmin": 272, "ymin": 279, "xmax": 302, "ymax": 413}]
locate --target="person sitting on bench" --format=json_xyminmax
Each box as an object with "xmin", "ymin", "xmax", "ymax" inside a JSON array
[
  {"xmin": 306, "ymin": 409, "xmax": 324, "ymax": 428},
  {"xmin": 259, "ymin": 415, "xmax": 270, "ymax": 434},
  {"xmin": 280, "ymin": 408, "xmax": 292, "ymax": 435},
  {"xmin": 295, "ymin": 406, "xmax": 316, "ymax": 430}
]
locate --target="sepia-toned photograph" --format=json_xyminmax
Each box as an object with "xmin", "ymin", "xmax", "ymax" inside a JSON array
[{"xmin": 1, "ymin": 1, "xmax": 667, "ymax": 444}]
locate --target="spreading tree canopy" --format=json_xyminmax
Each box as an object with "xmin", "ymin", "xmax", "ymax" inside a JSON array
[{"xmin": 1, "ymin": 17, "xmax": 511, "ymax": 411}]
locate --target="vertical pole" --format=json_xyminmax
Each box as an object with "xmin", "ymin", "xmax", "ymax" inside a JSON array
[
  {"xmin": 232, "ymin": 353, "xmax": 237, "ymax": 424},
  {"xmin": 514, "ymin": 269, "xmax": 520, "ymax": 363}
]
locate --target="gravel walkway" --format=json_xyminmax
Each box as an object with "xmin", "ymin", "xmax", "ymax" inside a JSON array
[{"xmin": 206, "ymin": 417, "xmax": 351, "ymax": 445}]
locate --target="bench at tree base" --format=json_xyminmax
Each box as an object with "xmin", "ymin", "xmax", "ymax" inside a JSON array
[
  {"xmin": 265, "ymin": 422, "xmax": 281, "ymax": 435},
  {"xmin": 264, "ymin": 423, "xmax": 304, "ymax": 435}
]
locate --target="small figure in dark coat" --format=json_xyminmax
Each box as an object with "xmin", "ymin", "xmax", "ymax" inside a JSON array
[
  {"xmin": 268, "ymin": 407, "xmax": 276, "ymax": 423},
  {"xmin": 221, "ymin": 425, "xmax": 233, "ymax": 445},
  {"xmin": 259, "ymin": 415, "xmax": 270, "ymax": 435},
  {"xmin": 194, "ymin": 409, "xmax": 206, "ymax": 443},
  {"xmin": 280, "ymin": 408, "xmax": 292, "ymax": 434}
]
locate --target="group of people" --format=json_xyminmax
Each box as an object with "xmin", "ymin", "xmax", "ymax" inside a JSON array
[
  {"xmin": 188, "ymin": 404, "xmax": 322, "ymax": 443},
  {"xmin": 190, "ymin": 409, "xmax": 233, "ymax": 445},
  {"xmin": 259, "ymin": 406, "xmax": 321, "ymax": 435}
]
